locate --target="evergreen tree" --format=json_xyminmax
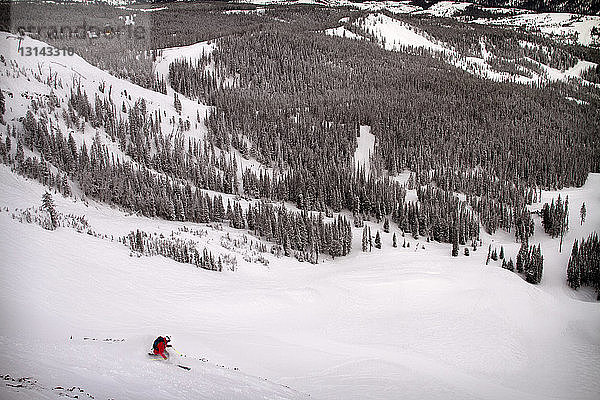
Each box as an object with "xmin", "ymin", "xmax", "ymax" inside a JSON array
[
  {"xmin": 506, "ymin": 258, "xmax": 514, "ymax": 272},
  {"xmin": 375, "ymin": 231, "xmax": 381, "ymax": 249},
  {"xmin": 392, "ymin": 232, "xmax": 397, "ymax": 248},
  {"xmin": 567, "ymin": 240, "xmax": 580, "ymax": 290},
  {"xmin": 41, "ymin": 191, "xmax": 58, "ymax": 230},
  {"xmin": 560, "ymin": 196, "xmax": 569, "ymax": 253},
  {"xmin": 452, "ymin": 235, "xmax": 459, "ymax": 257},
  {"xmin": 173, "ymin": 93, "xmax": 182, "ymax": 114},
  {"xmin": 491, "ymin": 248, "xmax": 498, "ymax": 261},
  {"xmin": 516, "ymin": 241, "xmax": 527, "ymax": 273},
  {"xmin": 566, "ymin": 232, "xmax": 599, "ymax": 298},
  {"xmin": 330, "ymin": 239, "xmax": 342, "ymax": 259},
  {"xmin": 16, "ymin": 140, "xmax": 24, "ymax": 164},
  {"xmin": 0, "ymin": 90, "xmax": 5, "ymax": 124},
  {"xmin": 580, "ymin": 203, "xmax": 586, "ymax": 225},
  {"xmin": 525, "ymin": 244, "xmax": 543, "ymax": 284}
]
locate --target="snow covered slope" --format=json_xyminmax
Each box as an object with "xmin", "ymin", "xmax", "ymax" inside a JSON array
[
  {"xmin": 235, "ymin": 0, "xmax": 600, "ymax": 47},
  {"xmin": 1, "ymin": 166, "xmax": 599, "ymax": 400},
  {"xmin": 473, "ymin": 12, "xmax": 600, "ymax": 47},
  {"xmin": 0, "ymin": 31, "xmax": 210, "ymax": 149},
  {"xmin": 328, "ymin": 13, "xmax": 599, "ymax": 86},
  {"xmin": 1, "ymin": 15, "xmax": 599, "ymax": 400},
  {"xmin": 415, "ymin": 1, "xmax": 472, "ymax": 17}
]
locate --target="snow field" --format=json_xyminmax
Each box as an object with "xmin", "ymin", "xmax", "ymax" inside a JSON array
[
  {"xmin": 1, "ymin": 15, "xmax": 600, "ymax": 400},
  {"xmin": 473, "ymin": 12, "xmax": 600, "ymax": 47},
  {"xmin": 329, "ymin": 13, "xmax": 598, "ymax": 87},
  {"xmin": 324, "ymin": 26, "xmax": 363, "ymax": 41},
  {"xmin": 354, "ymin": 125, "xmax": 375, "ymax": 175},
  {"xmin": 1, "ymin": 165, "xmax": 599, "ymax": 399}
]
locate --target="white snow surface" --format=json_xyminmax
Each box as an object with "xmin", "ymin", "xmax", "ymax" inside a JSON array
[
  {"xmin": 324, "ymin": 26, "xmax": 363, "ymax": 40},
  {"xmin": 2, "ymin": 17, "xmax": 600, "ymax": 400},
  {"xmin": 354, "ymin": 125, "xmax": 375, "ymax": 175},
  {"xmin": 415, "ymin": 1, "xmax": 472, "ymax": 18},
  {"xmin": 357, "ymin": 13, "xmax": 447, "ymax": 52},
  {"xmin": 1, "ymin": 166, "xmax": 600, "ymax": 400},
  {"xmin": 349, "ymin": 1, "xmax": 423, "ymax": 14}
]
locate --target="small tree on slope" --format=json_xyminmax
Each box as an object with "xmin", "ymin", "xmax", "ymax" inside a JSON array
[{"xmin": 42, "ymin": 191, "xmax": 58, "ymax": 230}]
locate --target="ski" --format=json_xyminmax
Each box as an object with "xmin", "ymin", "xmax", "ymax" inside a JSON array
[{"xmin": 148, "ymin": 352, "xmax": 190, "ymax": 370}]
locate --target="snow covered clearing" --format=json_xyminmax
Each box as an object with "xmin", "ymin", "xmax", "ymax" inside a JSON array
[
  {"xmin": 356, "ymin": 13, "xmax": 447, "ymax": 52},
  {"xmin": 354, "ymin": 125, "xmax": 375, "ymax": 175},
  {"xmin": 224, "ymin": 7, "xmax": 267, "ymax": 14},
  {"xmin": 324, "ymin": 26, "xmax": 363, "ymax": 40},
  {"xmin": 348, "ymin": 1, "xmax": 422, "ymax": 14},
  {"xmin": 473, "ymin": 12, "xmax": 600, "ymax": 47},
  {"xmin": 535, "ymin": 58, "xmax": 600, "ymax": 85},
  {"xmin": 117, "ymin": 5, "xmax": 169, "ymax": 12},
  {"xmin": 565, "ymin": 96, "xmax": 590, "ymax": 105},
  {"xmin": 414, "ymin": 1, "xmax": 471, "ymax": 18},
  {"xmin": 1, "ymin": 163, "xmax": 600, "ymax": 400},
  {"xmin": 154, "ymin": 40, "xmax": 218, "ymax": 96}
]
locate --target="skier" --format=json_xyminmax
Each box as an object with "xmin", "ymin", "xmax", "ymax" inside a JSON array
[{"xmin": 152, "ymin": 335, "xmax": 172, "ymax": 359}]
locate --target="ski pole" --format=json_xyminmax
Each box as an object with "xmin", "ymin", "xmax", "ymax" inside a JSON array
[{"xmin": 171, "ymin": 346, "xmax": 184, "ymax": 357}]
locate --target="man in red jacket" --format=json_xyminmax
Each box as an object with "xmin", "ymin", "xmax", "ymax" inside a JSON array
[{"xmin": 152, "ymin": 336, "xmax": 171, "ymax": 359}]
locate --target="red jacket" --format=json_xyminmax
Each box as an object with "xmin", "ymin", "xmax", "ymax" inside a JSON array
[{"xmin": 153, "ymin": 338, "xmax": 168, "ymax": 359}]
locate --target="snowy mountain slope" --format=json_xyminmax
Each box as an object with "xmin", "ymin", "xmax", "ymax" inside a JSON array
[
  {"xmin": 1, "ymin": 165, "xmax": 599, "ymax": 400},
  {"xmin": 153, "ymin": 39, "xmax": 275, "ymax": 181},
  {"xmin": 0, "ymin": 164, "xmax": 309, "ymax": 399},
  {"xmin": 414, "ymin": 1, "xmax": 472, "ymax": 17},
  {"xmin": 472, "ymin": 12, "xmax": 600, "ymax": 46},
  {"xmin": 1, "ymin": 11, "xmax": 599, "ymax": 400},
  {"xmin": 0, "ymin": 31, "xmax": 253, "ymax": 205},
  {"xmin": 0, "ymin": 31, "xmax": 210, "ymax": 152},
  {"xmin": 233, "ymin": 0, "xmax": 599, "ymax": 46},
  {"xmin": 327, "ymin": 13, "xmax": 599, "ymax": 86},
  {"xmin": 356, "ymin": 13, "xmax": 447, "ymax": 52}
]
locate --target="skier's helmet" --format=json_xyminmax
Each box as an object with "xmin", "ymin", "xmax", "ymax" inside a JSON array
[{"xmin": 165, "ymin": 335, "xmax": 171, "ymax": 343}]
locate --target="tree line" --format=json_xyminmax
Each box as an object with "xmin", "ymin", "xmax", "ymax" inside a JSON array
[{"xmin": 567, "ymin": 232, "xmax": 600, "ymax": 299}]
